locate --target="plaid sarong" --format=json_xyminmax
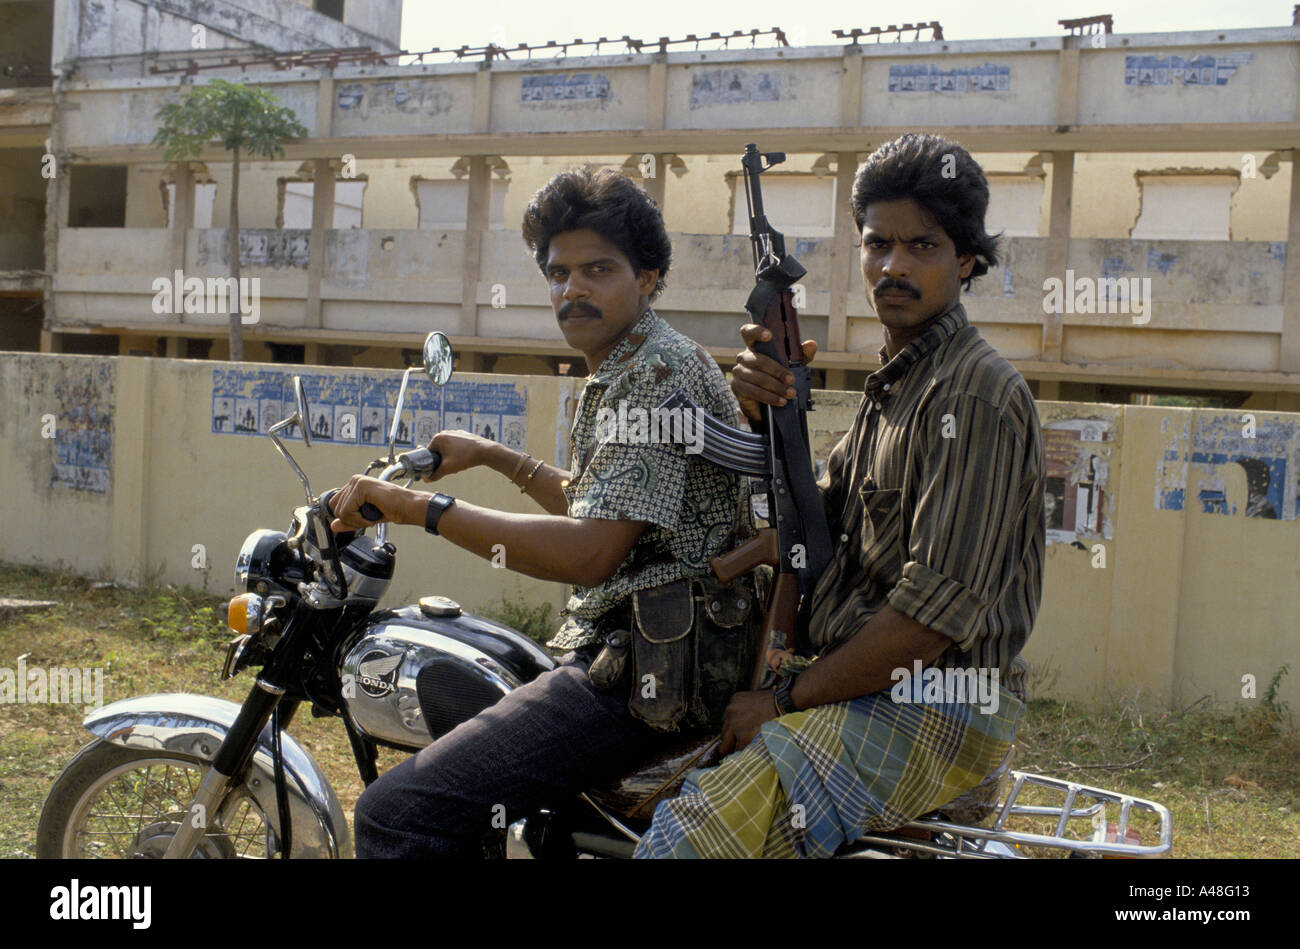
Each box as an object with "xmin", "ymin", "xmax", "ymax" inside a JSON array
[{"xmin": 633, "ymin": 680, "xmax": 1023, "ymax": 858}]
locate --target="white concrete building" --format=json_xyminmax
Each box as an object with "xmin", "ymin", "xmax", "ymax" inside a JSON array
[{"xmin": 2, "ymin": 3, "xmax": 1298, "ymax": 408}]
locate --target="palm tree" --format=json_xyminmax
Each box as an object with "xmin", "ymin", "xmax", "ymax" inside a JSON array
[{"xmin": 153, "ymin": 79, "xmax": 308, "ymax": 361}]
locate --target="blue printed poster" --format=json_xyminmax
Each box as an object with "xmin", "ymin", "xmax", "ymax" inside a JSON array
[{"xmin": 211, "ymin": 368, "xmax": 526, "ymax": 451}]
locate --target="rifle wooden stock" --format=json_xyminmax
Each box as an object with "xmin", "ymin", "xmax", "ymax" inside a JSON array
[
  {"xmin": 751, "ymin": 572, "xmax": 799, "ymax": 691},
  {"xmin": 709, "ymin": 527, "xmax": 779, "ymax": 583}
]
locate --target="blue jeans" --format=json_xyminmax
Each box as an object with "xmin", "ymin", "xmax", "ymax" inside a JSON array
[{"xmin": 354, "ymin": 648, "xmax": 668, "ymax": 858}]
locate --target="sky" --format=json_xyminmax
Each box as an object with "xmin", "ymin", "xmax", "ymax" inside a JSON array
[{"xmin": 399, "ymin": 0, "xmax": 1288, "ymax": 53}]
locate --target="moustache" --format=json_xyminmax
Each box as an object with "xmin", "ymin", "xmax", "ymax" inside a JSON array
[
  {"xmin": 559, "ymin": 301, "xmax": 603, "ymax": 320},
  {"xmin": 875, "ymin": 280, "xmax": 919, "ymax": 297}
]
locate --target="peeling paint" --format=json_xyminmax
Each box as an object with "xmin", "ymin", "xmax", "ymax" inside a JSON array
[
  {"xmin": 23, "ymin": 360, "xmax": 115, "ymax": 494},
  {"xmin": 336, "ymin": 80, "xmax": 453, "ymax": 120},
  {"xmin": 1100, "ymin": 256, "xmax": 1129, "ymax": 280},
  {"xmin": 1156, "ymin": 413, "xmax": 1298, "ymax": 520},
  {"xmin": 1145, "ymin": 250, "xmax": 1177, "ymax": 275},
  {"xmin": 196, "ymin": 229, "xmax": 311, "ymax": 269}
]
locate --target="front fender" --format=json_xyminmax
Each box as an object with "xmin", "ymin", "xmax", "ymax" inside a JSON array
[{"xmin": 84, "ymin": 693, "xmax": 352, "ymax": 859}]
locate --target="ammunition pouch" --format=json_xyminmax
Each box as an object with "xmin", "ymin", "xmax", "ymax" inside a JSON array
[{"xmin": 590, "ymin": 571, "xmax": 765, "ymax": 733}]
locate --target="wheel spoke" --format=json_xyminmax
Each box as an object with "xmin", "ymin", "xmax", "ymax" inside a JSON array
[{"xmin": 59, "ymin": 752, "xmax": 272, "ymax": 859}]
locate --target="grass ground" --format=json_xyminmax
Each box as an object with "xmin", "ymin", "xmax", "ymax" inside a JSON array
[{"xmin": 1, "ymin": 562, "xmax": 1295, "ymax": 858}]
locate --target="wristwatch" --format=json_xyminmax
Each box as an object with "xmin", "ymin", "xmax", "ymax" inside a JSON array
[
  {"xmin": 424, "ymin": 492, "xmax": 455, "ymax": 535},
  {"xmin": 773, "ymin": 672, "xmax": 800, "ymax": 715}
]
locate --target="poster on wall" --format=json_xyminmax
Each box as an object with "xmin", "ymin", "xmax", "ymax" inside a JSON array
[
  {"xmin": 1155, "ymin": 414, "xmax": 1298, "ymax": 521},
  {"xmin": 49, "ymin": 361, "xmax": 114, "ymax": 494},
  {"xmin": 210, "ymin": 368, "xmax": 527, "ymax": 451},
  {"xmin": 1043, "ymin": 418, "xmax": 1114, "ymax": 545}
]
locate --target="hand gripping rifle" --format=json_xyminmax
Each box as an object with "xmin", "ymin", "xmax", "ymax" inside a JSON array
[{"xmin": 658, "ymin": 143, "xmax": 834, "ymax": 692}]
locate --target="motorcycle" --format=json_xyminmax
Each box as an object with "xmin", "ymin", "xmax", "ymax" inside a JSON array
[{"xmin": 36, "ymin": 332, "xmax": 1173, "ymax": 859}]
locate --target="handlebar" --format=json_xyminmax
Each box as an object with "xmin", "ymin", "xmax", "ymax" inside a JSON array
[
  {"xmin": 290, "ymin": 447, "xmax": 444, "ymax": 605},
  {"xmin": 360, "ymin": 447, "xmax": 442, "ymax": 546}
]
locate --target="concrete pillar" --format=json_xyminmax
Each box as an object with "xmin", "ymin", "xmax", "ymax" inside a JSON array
[
  {"xmin": 42, "ymin": 79, "xmax": 68, "ymax": 340},
  {"xmin": 641, "ymin": 155, "xmax": 666, "ymax": 209},
  {"xmin": 839, "ymin": 49, "xmax": 863, "ymax": 128},
  {"xmin": 1037, "ymin": 379, "xmax": 1061, "ymax": 400},
  {"xmin": 1280, "ymin": 157, "xmax": 1300, "ymax": 373},
  {"xmin": 317, "ymin": 72, "xmax": 335, "ymax": 139},
  {"xmin": 171, "ymin": 162, "xmax": 195, "ymax": 234},
  {"xmin": 170, "ymin": 163, "xmax": 194, "ymax": 335},
  {"xmin": 40, "ymin": 331, "xmax": 62, "ymax": 353},
  {"xmin": 49, "ymin": 0, "xmax": 76, "ymax": 75},
  {"xmin": 824, "ymin": 52, "xmax": 864, "ymax": 392},
  {"xmin": 647, "ymin": 60, "xmax": 668, "ymax": 129},
  {"xmin": 460, "ymin": 155, "xmax": 490, "ymax": 338},
  {"xmin": 643, "ymin": 62, "xmax": 669, "ymax": 212},
  {"xmin": 165, "ymin": 337, "xmax": 184, "ymax": 359},
  {"xmin": 1055, "ymin": 44, "xmax": 1081, "ymax": 128},
  {"xmin": 304, "ymin": 342, "xmax": 323, "ymax": 366},
  {"xmin": 1041, "ymin": 152, "xmax": 1074, "ymax": 361},
  {"xmin": 306, "ymin": 159, "xmax": 335, "ymax": 330},
  {"xmin": 473, "ymin": 67, "xmax": 492, "ymax": 133},
  {"xmin": 826, "ymin": 150, "xmax": 859, "ymax": 391}
]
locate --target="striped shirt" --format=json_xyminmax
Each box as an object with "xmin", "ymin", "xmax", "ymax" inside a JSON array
[{"xmin": 806, "ymin": 302, "xmax": 1044, "ymax": 698}]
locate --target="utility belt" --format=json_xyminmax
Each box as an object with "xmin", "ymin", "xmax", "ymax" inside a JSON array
[{"xmin": 588, "ymin": 571, "xmax": 768, "ymax": 733}]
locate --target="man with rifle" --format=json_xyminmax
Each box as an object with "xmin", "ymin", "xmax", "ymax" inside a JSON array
[{"xmin": 635, "ymin": 133, "xmax": 1045, "ymax": 858}]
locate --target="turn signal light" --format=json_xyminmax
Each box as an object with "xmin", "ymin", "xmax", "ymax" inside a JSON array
[{"xmin": 227, "ymin": 593, "xmax": 262, "ymax": 636}]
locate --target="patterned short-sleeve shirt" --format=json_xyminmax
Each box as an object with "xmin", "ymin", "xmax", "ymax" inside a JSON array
[{"xmin": 546, "ymin": 308, "xmax": 749, "ymax": 651}]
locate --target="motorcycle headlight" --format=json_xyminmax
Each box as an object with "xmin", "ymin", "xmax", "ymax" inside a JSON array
[{"xmin": 235, "ymin": 529, "xmax": 290, "ymax": 590}]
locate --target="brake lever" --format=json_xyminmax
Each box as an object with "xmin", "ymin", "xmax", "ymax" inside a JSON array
[{"xmin": 312, "ymin": 493, "xmax": 349, "ymax": 599}]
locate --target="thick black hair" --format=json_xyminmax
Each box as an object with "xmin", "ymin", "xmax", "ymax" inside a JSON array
[
  {"xmin": 521, "ymin": 167, "xmax": 671, "ymax": 301},
  {"xmin": 850, "ymin": 133, "xmax": 1001, "ymax": 291}
]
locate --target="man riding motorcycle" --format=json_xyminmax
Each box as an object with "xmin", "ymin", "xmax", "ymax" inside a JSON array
[{"xmin": 324, "ymin": 167, "xmax": 754, "ymax": 858}]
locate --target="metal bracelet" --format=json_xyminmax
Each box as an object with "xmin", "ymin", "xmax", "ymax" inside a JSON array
[
  {"xmin": 508, "ymin": 452, "xmax": 531, "ymax": 486},
  {"xmin": 521, "ymin": 458, "xmax": 545, "ymax": 492}
]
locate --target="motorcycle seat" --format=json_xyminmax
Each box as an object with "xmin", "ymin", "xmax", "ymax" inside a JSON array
[
  {"xmin": 585, "ymin": 731, "xmax": 719, "ymax": 820},
  {"xmin": 917, "ymin": 742, "xmax": 1016, "ymax": 825}
]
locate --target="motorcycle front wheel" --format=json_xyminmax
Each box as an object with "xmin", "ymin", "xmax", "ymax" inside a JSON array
[{"xmin": 37, "ymin": 739, "xmax": 275, "ymax": 859}]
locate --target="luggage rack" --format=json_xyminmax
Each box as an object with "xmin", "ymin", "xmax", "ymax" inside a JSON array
[{"xmin": 845, "ymin": 771, "xmax": 1173, "ymax": 859}]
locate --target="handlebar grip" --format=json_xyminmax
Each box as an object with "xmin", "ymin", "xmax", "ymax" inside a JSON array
[
  {"xmin": 359, "ymin": 502, "xmax": 383, "ymax": 522},
  {"xmin": 397, "ymin": 447, "xmax": 442, "ymax": 478}
]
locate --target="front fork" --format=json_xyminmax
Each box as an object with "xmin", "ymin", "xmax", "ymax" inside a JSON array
[{"xmin": 162, "ymin": 679, "xmax": 295, "ymax": 859}]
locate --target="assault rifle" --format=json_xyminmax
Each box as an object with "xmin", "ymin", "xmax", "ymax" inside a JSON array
[{"xmin": 659, "ymin": 143, "xmax": 834, "ymax": 690}]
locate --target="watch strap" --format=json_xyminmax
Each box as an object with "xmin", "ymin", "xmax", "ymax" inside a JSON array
[
  {"xmin": 424, "ymin": 492, "xmax": 455, "ymax": 535},
  {"xmin": 773, "ymin": 672, "xmax": 799, "ymax": 715}
]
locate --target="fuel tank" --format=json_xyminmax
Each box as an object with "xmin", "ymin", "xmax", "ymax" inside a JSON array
[{"xmin": 340, "ymin": 600, "xmax": 556, "ymax": 750}]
